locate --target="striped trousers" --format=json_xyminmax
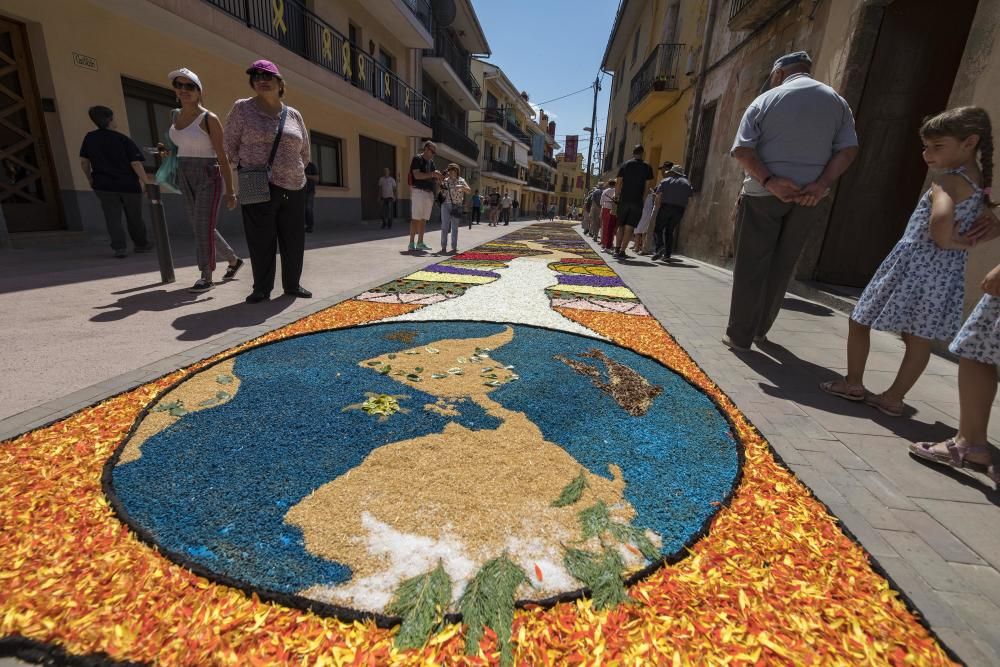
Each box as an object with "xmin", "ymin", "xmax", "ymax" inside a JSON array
[{"xmin": 178, "ymin": 158, "xmax": 237, "ymax": 278}]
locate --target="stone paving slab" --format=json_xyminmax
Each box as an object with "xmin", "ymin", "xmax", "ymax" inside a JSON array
[{"xmin": 595, "ymin": 233, "xmax": 1000, "ymax": 666}]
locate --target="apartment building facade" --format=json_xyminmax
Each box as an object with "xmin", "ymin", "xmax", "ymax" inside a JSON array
[{"xmin": 0, "ymin": 0, "xmax": 489, "ymax": 241}]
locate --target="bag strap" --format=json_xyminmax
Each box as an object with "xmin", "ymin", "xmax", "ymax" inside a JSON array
[{"xmin": 266, "ymin": 104, "xmax": 287, "ymax": 169}]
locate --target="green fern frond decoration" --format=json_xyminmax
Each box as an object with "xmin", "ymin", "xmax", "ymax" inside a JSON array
[
  {"xmin": 459, "ymin": 554, "xmax": 529, "ymax": 666},
  {"xmin": 609, "ymin": 522, "xmax": 661, "ymax": 562},
  {"xmin": 578, "ymin": 501, "xmax": 612, "ymax": 540},
  {"xmin": 552, "ymin": 469, "xmax": 588, "ymax": 507},
  {"xmin": 386, "ymin": 561, "xmax": 452, "ymax": 650},
  {"xmin": 564, "ymin": 547, "xmax": 629, "ymax": 610}
]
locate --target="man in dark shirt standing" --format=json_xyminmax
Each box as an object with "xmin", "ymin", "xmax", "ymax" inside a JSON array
[
  {"xmin": 79, "ymin": 105, "xmax": 151, "ymax": 258},
  {"xmin": 614, "ymin": 145, "xmax": 654, "ymax": 259},
  {"xmin": 408, "ymin": 140, "xmax": 442, "ymax": 251}
]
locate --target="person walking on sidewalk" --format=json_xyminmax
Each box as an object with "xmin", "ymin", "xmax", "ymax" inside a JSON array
[
  {"xmin": 378, "ymin": 167, "xmax": 397, "ymax": 229},
  {"xmin": 512, "ymin": 196, "xmax": 519, "ymax": 221},
  {"xmin": 724, "ymin": 51, "xmax": 859, "ymax": 351},
  {"xmin": 599, "ymin": 179, "xmax": 618, "ymax": 250},
  {"xmin": 613, "ymin": 145, "xmax": 654, "ymax": 259},
  {"xmin": 408, "ymin": 141, "xmax": 441, "ymax": 251},
  {"xmin": 821, "ymin": 107, "xmax": 997, "ymax": 417},
  {"xmin": 910, "ymin": 260, "xmax": 1000, "ymax": 489},
  {"xmin": 500, "ymin": 191, "xmax": 512, "ymax": 225},
  {"xmin": 166, "ymin": 68, "xmax": 243, "ymax": 293},
  {"xmin": 585, "ymin": 182, "xmax": 604, "ymax": 239},
  {"xmin": 225, "ymin": 59, "xmax": 312, "ymax": 303},
  {"xmin": 440, "ymin": 163, "xmax": 470, "ymax": 254},
  {"xmin": 488, "ymin": 191, "xmax": 501, "ymax": 226},
  {"xmin": 651, "ymin": 163, "xmax": 693, "ymax": 262},
  {"xmin": 304, "ymin": 161, "xmax": 318, "ymax": 232},
  {"xmin": 79, "ymin": 106, "xmax": 153, "ymax": 258},
  {"xmin": 535, "ymin": 199, "xmax": 543, "ymax": 221},
  {"xmin": 471, "ymin": 190, "xmax": 482, "ymax": 225},
  {"xmin": 631, "ymin": 187, "xmax": 655, "ymax": 255}
]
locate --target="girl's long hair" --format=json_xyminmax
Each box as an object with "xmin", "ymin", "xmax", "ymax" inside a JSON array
[{"xmin": 920, "ymin": 106, "xmax": 997, "ymax": 209}]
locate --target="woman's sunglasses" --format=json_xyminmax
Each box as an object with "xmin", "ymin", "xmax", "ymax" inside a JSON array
[
  {"xmin": 172, "ymin": 81, "xmax": 199, "ymax": 92},
  {"xmin": 251, "ymin": 72, "xmax": 276, "ymax": 82}
]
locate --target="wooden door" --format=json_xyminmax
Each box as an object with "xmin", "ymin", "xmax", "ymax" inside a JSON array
[
  {"xmin": 359, "ymin": 135, "xmax": 395, "ymax": 220},
  {"xmin": 816, "ymin": 0, "xmax": 978, "ymax": 286},
  {"xmin": 0, "ymin": 17, "xmax": 62, "ymax": 231}
]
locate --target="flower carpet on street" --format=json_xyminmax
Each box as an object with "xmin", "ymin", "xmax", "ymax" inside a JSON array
[{"xmin": 1, "ymin": 221, "xmax": 956, "ymax": 665}]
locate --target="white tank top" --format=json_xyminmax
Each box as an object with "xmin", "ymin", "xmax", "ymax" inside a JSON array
[{"xmin": 169, "ymin": 112, "xmax": 216, "ymax": 158}]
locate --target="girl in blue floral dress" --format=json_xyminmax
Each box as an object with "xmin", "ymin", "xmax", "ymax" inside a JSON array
[
  {"xmin": 822, "ymin": 107, "xmax": 998, "ymax": 416},
  {"xmin": 910, "ymin": 262, "xmax": 1000, "ymax": 488}
]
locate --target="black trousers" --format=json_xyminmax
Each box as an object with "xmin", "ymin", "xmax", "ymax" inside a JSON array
[
  {"xmin": 472, "ymin": 206, "xmax": 481, "ymax": 223},
  {"xmin": 241, "ymin": 184, "xmax": 306, "ymax": 295},
  {"xmin": 96, "ymin": 190, "xmax": 149, "ymax": 251},
  {"xmin": 653, "ymin": 204, "xmax": 685, "ymax": 258}
]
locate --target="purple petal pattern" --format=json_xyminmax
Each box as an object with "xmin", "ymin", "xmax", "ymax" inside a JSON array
[
  {"xmin": 425, "ymin": 263, "xmax": 501, "ymax": 278},
  {"xmin": 557, "ymin": 274, "xmax": 627, "ymax": 288}
]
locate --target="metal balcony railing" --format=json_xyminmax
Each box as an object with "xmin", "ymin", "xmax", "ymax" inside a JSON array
[
  {"xmin": 424, "ymin": 29, "xmax": 482, "ymax": 102},
  {"xmin": 526, "ymin": 176, "xmax": 550, "ymax": 190},
  {"xmin": 544, "ymin": 155, "xmax": 558, "ymax": 169},
  {"xmin": 400, "ymin": 0, "xmax": 435, "ymax": 35},
  {"xmin": 484, "ymin": 108, "xmax": 531, "ymax": 145},
  {"xmin": 203, "ymin": 0, "xmax": 432, "ymax": 126},
  {"xmin": 628, "ymin": 43, "xmax": 684, "ymax": 111},
  {"xmin": 486, "ymin": 159, "xmax": 519, "ymax": 179},
  {"xmin": 432, "ymin": 116, "xmax": 479, "ymax": 161}
]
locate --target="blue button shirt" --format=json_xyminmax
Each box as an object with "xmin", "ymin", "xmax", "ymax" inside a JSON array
[{"xmin": 731, "ymin": 74, "xmax": 858, "ymax": 196}]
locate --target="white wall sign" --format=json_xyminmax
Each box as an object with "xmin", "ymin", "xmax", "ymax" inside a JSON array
[{"xmin": 73, "ymin": 52, "xmax": 98, "ymax": 71}]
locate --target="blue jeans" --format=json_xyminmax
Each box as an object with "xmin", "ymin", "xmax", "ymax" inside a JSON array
[{"xmin": 440, "ymin": 202, "xmax": 460, "ymax": 250}]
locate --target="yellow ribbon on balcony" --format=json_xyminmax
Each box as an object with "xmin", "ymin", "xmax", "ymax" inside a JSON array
[
  {"xmin": 342, "ymin": 42, "xmax": 352, "ymax": 77},
  {"xmin": 422, "ymin": 101, "xmax": 428, "ymax": 119},
  {"xmin": 405, "ymin": 89, "xmax": 411, "ymax": 110},
  {"xmin": 271, "ymin": 0, "xmax": 287, "ymax": 34},
  {"xmin": 321, "ymin": 29, "xmax": 332, "ymax": 61},
  {"xmin": 384, "ymin": 73, "xmax": 391, "ymax": 98},
  {"xmin": 357, "ymin": 54, "xmax": 366, "ymax": 83}
]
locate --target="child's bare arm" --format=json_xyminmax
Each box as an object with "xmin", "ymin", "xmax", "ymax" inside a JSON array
[{"xmin": 929, "ymin": 175, "xmax": 971, "ymax": 250}]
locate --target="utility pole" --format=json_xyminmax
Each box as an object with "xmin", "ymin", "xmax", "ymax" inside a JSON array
[{"xmin": 585, "ymin": 76, "xmax": 601, "ymax": 190}]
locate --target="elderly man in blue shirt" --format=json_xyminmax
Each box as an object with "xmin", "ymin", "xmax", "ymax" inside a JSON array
[{"xmin": 723, "ymin": 51, "xmax": 859, "ymax": 351}]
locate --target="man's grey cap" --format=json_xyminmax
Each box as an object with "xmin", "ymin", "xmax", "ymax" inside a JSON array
[{"xmin": 771, "ymin": 51, "xmax": 812, "ymax": 72}]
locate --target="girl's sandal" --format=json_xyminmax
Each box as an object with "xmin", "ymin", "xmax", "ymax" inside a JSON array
[
  {"xmin": 909, "ymin": 438, "xmax": 1000, "ymax": 489},
  {"xmin": 864, "ymin": 392, "xmax": 905, "ymax": 417},
  {"xmin": 819, "ymin": 379, "xmax": 867, "ymax": 402}
]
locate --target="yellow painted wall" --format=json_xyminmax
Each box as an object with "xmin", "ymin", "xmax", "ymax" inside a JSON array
[{"xmin": 4, "ymin": 0, "xmax": 419, "ymax": 201}]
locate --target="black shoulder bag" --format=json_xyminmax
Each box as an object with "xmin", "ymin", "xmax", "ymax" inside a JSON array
[{"xmin": 237, "ymin": 104, "xmax": 287, "ymax": 205}]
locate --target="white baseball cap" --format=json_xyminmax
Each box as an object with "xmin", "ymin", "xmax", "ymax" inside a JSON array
[{"xmin": 168, "ymin": 67, "xmax": 203, "ymax": 92}]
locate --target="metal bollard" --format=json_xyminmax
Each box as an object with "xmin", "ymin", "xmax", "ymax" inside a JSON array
[{"xmin": 145, "ymin": 182, "xmax": 175, "ymax": 284}]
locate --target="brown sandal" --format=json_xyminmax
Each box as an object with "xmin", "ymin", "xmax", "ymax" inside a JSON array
[
  {"xmin": 909, "ymin": 439, "xmax": 1000, "ymax": 488},
  {"xmin": 819, "ymin": 379, "xmax": 866, "ymax": 402},
  {"xmin": 864, "ymin": 392, "xmax": 905, "ymax": 417}
]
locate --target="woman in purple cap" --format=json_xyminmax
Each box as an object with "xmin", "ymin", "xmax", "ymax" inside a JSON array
[
  {"xmin": 166, "ymin": 67, "xmax": 243, "ymax": 293},
  {"xmin": 224, "ymin": 59, "xmax": 312, "ymax": 303}
]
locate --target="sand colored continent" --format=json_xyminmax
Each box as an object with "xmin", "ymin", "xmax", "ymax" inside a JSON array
[
  {"xmin": 286, "ymin": 327, "xmax": 646, "ymax": 612},
  {"xmin": 118, "ymin": 358, "xmax": 240, "ymax": 465}
]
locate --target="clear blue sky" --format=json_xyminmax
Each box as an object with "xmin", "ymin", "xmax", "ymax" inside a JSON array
[{"xmin": 471, "ymin": 0, "xmax": 618, "ymax": 172}]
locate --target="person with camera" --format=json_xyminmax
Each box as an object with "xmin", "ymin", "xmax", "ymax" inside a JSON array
[
  {"xmin": 408, "ymin": 140, "xmax": 441, "ymax": 251},
  {"xmin": 439, "ymin": 163, "xmax": 471, "ymax": 254}
]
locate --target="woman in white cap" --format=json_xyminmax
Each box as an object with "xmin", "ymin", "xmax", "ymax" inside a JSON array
[{"xmin": 166, "ymin": 67, "xmax": 242, "ymax": 292}]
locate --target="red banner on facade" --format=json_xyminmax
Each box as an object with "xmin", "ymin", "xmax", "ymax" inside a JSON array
[
  {"xmin": 577, "ymin": 175, "xmax": 584, "ymax": 189},
  {"xmin": 565, "ymin": 135, "xmax": 578, "ymax": 162}
]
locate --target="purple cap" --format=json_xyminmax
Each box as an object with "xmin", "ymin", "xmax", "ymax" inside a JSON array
[{"xmin": 246, "ymin": 59, "xmax": 282, "ymax": 78}]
